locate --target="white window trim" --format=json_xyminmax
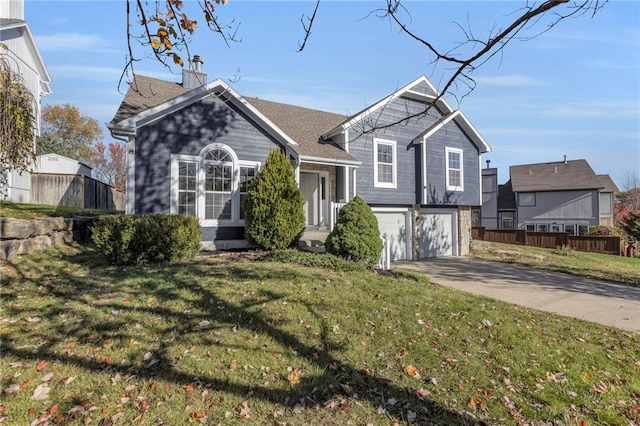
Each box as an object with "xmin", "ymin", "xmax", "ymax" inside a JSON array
[
  {"xmin": 170, "ymin": 153, "xmax": 199, "ymax": 216},
  {"xmin": 171, "ymin": 144, "xmax": 260, "ymax": 226},
  {"xmin": 373, "ymin": 138, "xmax": 397, "ymax": 189},
  {"xmin": 445, "ymin": 147, "xmax": 464, "ymax": 192}
]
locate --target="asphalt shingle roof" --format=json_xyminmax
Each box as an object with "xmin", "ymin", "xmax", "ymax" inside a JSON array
[
  {"xmin": 596, "ymin": 174, "xmax": 619, "ymax": 193},
  {"xmin": 245, "ymin": 97, "xmax": 354, "ymax": 162},
  {"xmin": 509, "ymin": 159, "xmax": 605, "ymax": 192},
  {"xmin": 110, "ymin": 75, "xmax": 357, "ymax": 163},
  {"xmin": 111, "ymin": 75, "xmax": 187, "ymax": 124}
]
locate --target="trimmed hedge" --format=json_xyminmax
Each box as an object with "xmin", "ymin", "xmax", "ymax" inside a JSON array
[
  {"xmin": 91, "ymin": 214, "xmax": 202, "ymax": 265},
  {"xmin": 325, "ymin": 196, "xmax": 383, "ymax": 268}
]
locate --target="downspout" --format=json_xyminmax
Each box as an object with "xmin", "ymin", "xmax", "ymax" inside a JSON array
[
  {"xmin": 344, "ymin": 129, "xmax": 350, "ymax": 200},
  {"xmin": 109, "ymin": 127, "xmax": 135, "ymax": 214}
]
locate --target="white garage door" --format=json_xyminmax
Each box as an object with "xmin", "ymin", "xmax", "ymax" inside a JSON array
[
  {"xmin": 418, "ymin": 209, "xmax": 458, "ymax": 258},
  {"xmin": 374, "ymin": 210, "xmax": 410, "ymax": 261}
]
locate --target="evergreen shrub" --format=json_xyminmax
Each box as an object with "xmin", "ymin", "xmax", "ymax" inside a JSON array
[
  {"xmin": 325, "ymin": 196, "xmax": 383, "ymax": 267},
  {"xmin": 91, "ymin": 214, "xmax": 202, "ymax": 265},
  {"xmin": 244, "ymin": 149, "xmax": 305, "ymax": 250}
]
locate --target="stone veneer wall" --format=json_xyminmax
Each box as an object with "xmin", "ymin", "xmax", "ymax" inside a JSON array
[{"xmin": 0, "ymin": 217, "xmax": 96, "ymax": 261}]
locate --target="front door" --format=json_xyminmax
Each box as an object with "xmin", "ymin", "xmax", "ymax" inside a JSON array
[{"xmin": 300, "ymin": 172, "xmax": 319, "ymax": 226}]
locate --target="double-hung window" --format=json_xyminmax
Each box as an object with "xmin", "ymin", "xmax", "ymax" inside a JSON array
[
  {"xmin": 374, "ymin": 138, "xmax": 397, "ymax": 188},
  {"xmin": 238, "ymin": 166, "xmax": 257, "ymax": 220},
  {"xmin": 177, "ymin": 161, "xmax": 197, "ymax": 217},
  {"xmin": 445, "ymin": 147, "xmax": 463, "ymax": 191}
]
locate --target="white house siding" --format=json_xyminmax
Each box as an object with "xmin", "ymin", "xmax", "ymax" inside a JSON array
[
  {"xmin": 516, "ymin": 190, "xmax": 598, "ymax": 228},
  {"xmin": 1, "ymin": 0, "xmax": 24, "ymax": 19},
  {"xmin": 35, "ymin": 154, "xmax": 92, "ymax": 177}
]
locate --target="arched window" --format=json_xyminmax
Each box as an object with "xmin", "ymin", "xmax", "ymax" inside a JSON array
[{"xmin": 204, "ymin": 147, "xmax": 233, "ymax": 220}]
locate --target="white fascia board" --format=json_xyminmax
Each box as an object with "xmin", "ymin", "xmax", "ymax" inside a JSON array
[
  {"xmin": 322, "ymin": 76, "xmax": 436, "ymax": 139},
  {"xmin": 412, "ymin": 109, "xmax": 492, "ymax": 154},
  {"xmin": 112, "ymin": 78, "xmax": 299, "ymax": 148},
  {"xmin": 413, "ymin": 110, "xmax": 461, "ymax": 144},
  {"xmin": 299, "ymin": 155, "xmax": 361, "ymax": 167},
  {"xmin": 456, "ymin": 111, "xmax": 492, "ymax": 153}
]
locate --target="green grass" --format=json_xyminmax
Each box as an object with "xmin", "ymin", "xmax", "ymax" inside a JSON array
[
  {"xmin": 471, "ymin": 241, "xmax": 640, "ymax": 287},
  {"xmin": 1, "ymin": 246, "xmax": 639, "ymax": 425},
  {"xmin": 0, "ymin": 201, "xmax": 121, "ymax": 220}
]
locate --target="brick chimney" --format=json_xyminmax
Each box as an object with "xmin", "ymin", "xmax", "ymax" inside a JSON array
[{"xmin": 182, "ymin": 55, "xmax": 207, "ymax": 90}]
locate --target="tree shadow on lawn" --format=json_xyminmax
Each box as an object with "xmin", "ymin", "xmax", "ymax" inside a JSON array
[{"xmin": 2, "ymin": 248, "xmax": 485, "ymax": 425}]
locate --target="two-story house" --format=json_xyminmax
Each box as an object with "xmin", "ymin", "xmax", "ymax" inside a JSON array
[
  {"xmin": 481, "ymin": 158, "xmax": 618, "ymax": 235},
  {"xmin": 108, "ymin": 58, "xmax": 492, "ymax": 259}
]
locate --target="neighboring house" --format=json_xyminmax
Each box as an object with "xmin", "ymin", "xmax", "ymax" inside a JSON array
[
  {"xmin": 0, "ymin": 0, "xmax": 52, "ymax": 202},
  {"xmin": 35, "ymin": 153, "xmax": 93, "ymax": 178},
  {"xmin": 108, "ymin": 58, "xmax": 491, "ymax": 259},
  {"xmin": 481, "ymin": 158, "xmax": 618, "ymax": 235}
]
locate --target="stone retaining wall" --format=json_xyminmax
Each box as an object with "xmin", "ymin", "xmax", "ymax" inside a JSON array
[{"xmin": 0, "ymin": 217, "xmax": 96, "ymax": 261}]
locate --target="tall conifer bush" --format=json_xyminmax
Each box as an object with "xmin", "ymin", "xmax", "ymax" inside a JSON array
[
  {"xmin": 244, "ymin": 149, "xmax": 305, "ymax": 250},
  {"xmin": 325, "ymin": 196, "xmax": 383, "ymax": 267}
]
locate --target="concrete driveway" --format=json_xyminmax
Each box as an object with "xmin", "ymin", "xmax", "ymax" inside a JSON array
[{"xmin": 394, "ymin": 257, "xmax": 640, "ymax": 334}]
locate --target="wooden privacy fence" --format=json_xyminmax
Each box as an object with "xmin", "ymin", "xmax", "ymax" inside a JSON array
[
  {"xmin": 32, "ymin": 173, "xmax": 125, "ymax": 211},
  {"xmin": 472, "ymin": 227, "xmax": 636, "ymax": 257}
]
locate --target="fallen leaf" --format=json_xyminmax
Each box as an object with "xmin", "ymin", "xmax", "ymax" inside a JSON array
[
  {"xmin": 287, "ymin": 368, "xmax": 301, "ymax": 387},
  {"xmin": 404, "ymin": 364, "xmax": 419, "ymax": 377},
  {"xmin": 31, "ymin": 384, "xmax": 50, "ymax": 401},
  {"xmin": 111, "ymin": 412, "xmax": 124, "ymax": 423},
  {"xmin": 3, "ymin": 384, "xmax": 20, "ymax": 394},
  {"xmin": 236, "ymin": 401, "xmax": 251, "ymax": 418},
  {"xmin": 467, "ymin": 397, "xmax": 477, "ymax": 411},
  {"xmin": 36, "ymin": 361, "xmax": 49, "ymax": 371},
  {"xmin": 229, "ymin": 359, "xmax": 237, "ymax": 370},
  {"xmin": 42, "ymin": 373, "xmax": 54, "ymax": 382}
]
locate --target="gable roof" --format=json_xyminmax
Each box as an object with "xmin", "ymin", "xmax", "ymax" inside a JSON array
[
  {"xmin": 110, "ymin": 75, "xmax": 186, "ymax": 124},
  {"xmin": 596, "ymin": 174, "xmax": 618, "ymax": 193},
  {"xmin": 509, "ymin": 159, "xmax": 606, "ymax": 193},
  {"xmin": 109, "ymin": 75, "xmax": 359, "ymax": 165},
  {"xmin": 322, "ymin": 76, "xmax": 491, "ymax": 154}
]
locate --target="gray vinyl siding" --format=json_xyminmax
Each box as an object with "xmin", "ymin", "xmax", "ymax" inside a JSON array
[
  {"xmin": 348, "ymin": 96, "xmax": 431, "ymax": 204},
  {"xmin": 347, "ymin": 96, "xmax": 481, "ymax": 206},
  {"xmin": 424, "ymin": 120, "xmax": 481, "ymax": 206},
  {"xmin": 134, "ymin": 95, "xmax": 280, "ymax": 214},
  {"xmin": 516, "ymin": 190, "xmax": 599, "ymax": 227}
]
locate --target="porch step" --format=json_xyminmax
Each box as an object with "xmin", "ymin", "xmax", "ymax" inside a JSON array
[{"xmin": 298, "ymin": 230, "xmax": 330, "ymax": 253}]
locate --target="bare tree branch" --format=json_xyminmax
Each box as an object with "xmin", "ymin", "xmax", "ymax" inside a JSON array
[
  {"xmin": 354, "ymin": 0, "xmax": 607, "ymax": 134},
  {"xmin": 297, "ymin": 0, "xmax": 321, "ymax": 52}
]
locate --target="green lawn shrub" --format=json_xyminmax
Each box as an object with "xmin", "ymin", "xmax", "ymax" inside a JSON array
[
  {"xmin": 588, "ymin": 225, "xmax": 619, "ymax": 237},
  {"xmin": 325, "ymin": 196, "xmax": 383, "ymax": 268},
  {"xmin": 244, "ymin": 149, "xmax": 305, "ymax": 250},
  {"xmin": 91, "ymin": 214, "xmax": 202, "ymax": 265}
]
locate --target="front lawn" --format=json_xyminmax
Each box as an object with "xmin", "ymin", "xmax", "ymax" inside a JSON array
[
  {"xmin": 1, "ymin": 246, "xmax": 638, "ymax": 425},
  {"xmin": 471, "ymin": 241, "xmax": 640, "ymax": 287}
]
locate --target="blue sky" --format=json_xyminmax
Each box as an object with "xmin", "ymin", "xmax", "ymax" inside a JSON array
[{"xmin": 25, "ymin": 0, "xmax": 639, "ymax": 186}]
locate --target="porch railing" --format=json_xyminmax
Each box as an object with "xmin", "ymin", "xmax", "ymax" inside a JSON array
[{"xmin": 330, "ymin": 202, "xmax": 346, "ymax": 231}]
